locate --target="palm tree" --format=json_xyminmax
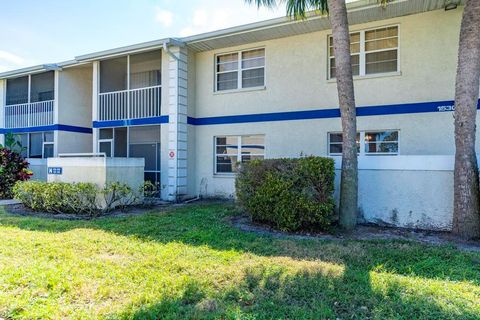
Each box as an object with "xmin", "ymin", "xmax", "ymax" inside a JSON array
[
  {"xmin": 453, "ymin": 0, "xmax": 480, "ymax": 239},
  {"xmin": 246, "ymin": 0, "xmax": 367, "ymax": 229}
]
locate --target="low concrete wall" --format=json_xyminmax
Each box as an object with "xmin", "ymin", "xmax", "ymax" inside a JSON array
[
  {"xmin": 46, "ymin": 157, "xmax": 145, "ymax": 191},
  {"xmin": 332, "ymin": 156, "xmax": 455, "ymax": 231},
  {"xmin": 28, "ymin": 159, "xmax": 47, "ymax": 181}
]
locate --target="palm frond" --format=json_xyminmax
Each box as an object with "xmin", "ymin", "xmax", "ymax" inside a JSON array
[
  {"xmin": 245, "ymin": 0, "xmax": 280, "ymax": 9},
  {"xmin": 246, "ymin": 0, "xmax": 392, "ymax": 20}
]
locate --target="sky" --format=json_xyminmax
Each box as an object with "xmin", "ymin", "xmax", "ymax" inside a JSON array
[{"xmin": 0, "ymin": 0, "xmax": 288, "ymax": 72}]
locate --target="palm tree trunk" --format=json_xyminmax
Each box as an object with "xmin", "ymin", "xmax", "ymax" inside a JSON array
[
  {"xmin": 453, "ymin": 0, "xmax": 480, "ymax": 239},
  {"xmin": 328, "ymin": 0, "xmax": 358, "ymax": 230}
]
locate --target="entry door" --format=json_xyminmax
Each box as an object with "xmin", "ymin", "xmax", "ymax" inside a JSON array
[{"xmin": 129, "ymin": 142, "xmax": 160, "ymax": 186}]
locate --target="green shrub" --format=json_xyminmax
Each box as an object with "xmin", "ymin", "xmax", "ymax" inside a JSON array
[
  {"xmin": 0, "ymin": 147, "xmax": 32, "ymax": 199},
  {"xmin": 235, "ymin": 156, "xmax": 336, "ymax": 231},
  {"xmin": 13, "ymin": 181, "xmax": 100, "ymax": 216},
  {"xmin": 13, "ymin": 181, "xmax": 158, "ymax": 216}
]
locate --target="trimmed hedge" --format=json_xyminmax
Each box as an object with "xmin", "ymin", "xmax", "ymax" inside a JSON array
[
  {"xmin": 235, "ymin": 156, "xmax": 336, "ymax": 231},
  {"xmin": 13, "ymin": 181, "xmax": 160, "ymax": 216},
  {"xmin": 0, "ymin": 147, "xmax": 32, "ymax": 199}
]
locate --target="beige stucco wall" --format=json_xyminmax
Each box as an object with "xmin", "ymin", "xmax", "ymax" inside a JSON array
[
  {"xmin": 190, "ymin": 8, "xmax": 467, "ymax": 197},
  {"xmin": 57, "ymin": 131, "xmax": 92, "ymax": 154},
  {"xmin": 194, "ymin": 8, "xmax": 461, "ymax": 117},
  {"xmin": 28, "ymin": 159, "xmax": 47, "ymax": 181},
  {"xmin": 58, "ymin": 65, "xmax": 93, "ymax": 128},
  {"xmin": 56, "ymin": 64, "xmax": 93, "ymax": 154}
]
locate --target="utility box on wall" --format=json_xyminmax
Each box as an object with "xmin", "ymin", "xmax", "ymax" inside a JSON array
[{"xmin": 46, "ymin": 157, "xmax": 145, "ymax": 192}]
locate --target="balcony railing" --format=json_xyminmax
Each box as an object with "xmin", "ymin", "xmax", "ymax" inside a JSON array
[
  {"xmin": 4, "ymin": 100, "xmax": 54, "ymax": 129},
  {"xmin": 98, "ymin": 85, "xmax": 161, "ymax": 121}
]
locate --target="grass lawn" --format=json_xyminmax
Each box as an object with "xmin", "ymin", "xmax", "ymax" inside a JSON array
[{"xmin": 0, "ymin": 203, "xmax": 479, "ymax": 319}]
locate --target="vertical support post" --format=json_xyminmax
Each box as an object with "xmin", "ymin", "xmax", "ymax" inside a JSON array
[
  {"xmin": 92, "ymin": 61, "xmax": 100, "ymax": 153},
  {"xmin": 53, "ymin": 70, "xmax": 60, "ymax": 156},
  {"xmin": 27, "ymin": 74, "xmax": 31, "ymax": 127},
  {"xmin": 127, "ymin": 55, "xmax": 130, "ymax": 119},
  {"xmin": 359, "ymin": 30, "xmax": 366, "ymax": 77},
  {"xmin": 167, "ymin": 46, "xmax": 189, "ymax": 201},
  {"xmin": 0, "ymin": 80, "xmax": 5, "ymax": 146}
]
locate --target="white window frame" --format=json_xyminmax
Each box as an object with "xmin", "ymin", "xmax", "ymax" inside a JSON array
[
  {"xmin": 41, "ymin": 132, "xmax": 54, "ymax": 158},
  {"xmin": 328, "ymin": 24, "xmax": 400, "ymax": 80},
  {"xmin": 328, "ymin": 130, "xmax": 400, "ymax": 156},
  {"xmin": 98, "ymin": 139, "xmax": 113, "ymax": 157},
  {"xmin": 15, "ymin": 131, "xmax": 54, "ymax": 159},
  {"xmin": 214, "ymin": 135, "xmax": 266, "ymax": 174},
  {"xmin": 214, "ymin": 47, "xmax": 266, "ymax": 92}
]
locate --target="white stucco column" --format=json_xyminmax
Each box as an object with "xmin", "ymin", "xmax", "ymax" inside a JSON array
[
  {"xmin": 53, "ymin": 70, "xmax": 60, "ymax": 156},
  {"xmin": 92, "ymin": 61, "xmax": 99, "ymax": 153},
  {"xmin": 167, "ymin": 46, "xmax": 188, "ymax": 201},
  {"xmin": 0, "ymin": 79, "xmax": 5, "ymax": 146}
]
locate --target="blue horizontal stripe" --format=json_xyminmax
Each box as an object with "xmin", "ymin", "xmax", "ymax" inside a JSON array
[
  {"xmin": 93, "ymin": 116, "xmax": 169, "ymax": 128},
  {"xmin": 0, "ymin": 124, "xmax": 92, "ymax": 134},
  {"xmin": 188, "ymin": 100, "xmax": 480, "ymax": 126}
]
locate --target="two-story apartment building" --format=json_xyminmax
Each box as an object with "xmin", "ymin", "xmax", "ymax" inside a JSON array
[{"xmin": 0, "ymin": 0, "xmax": 472, "ymax": 204}]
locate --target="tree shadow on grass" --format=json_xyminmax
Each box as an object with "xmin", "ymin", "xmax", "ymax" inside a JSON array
[
  {"xmin": 1, "ymin": 204, "xmax": 479, "ymax": 284},
  {"xmin": 113, "ymin": 265, "xmax": 479, "ymax": 319},
  {"xmin": 1, "ymin": 204, "xmax": 479, "ymax": 319}
]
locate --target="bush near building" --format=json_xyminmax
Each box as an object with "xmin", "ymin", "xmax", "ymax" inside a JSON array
[
  {"xmin": 235, "ymin": 156, "xmax": 336, "ymax": 231},
  {"xmin": 13, "ymin": 181, "xmax": 159, "ymax": 216},
  {"xmin": 0, "ymin": 147, "xmax": 32, "ymax": 199}
]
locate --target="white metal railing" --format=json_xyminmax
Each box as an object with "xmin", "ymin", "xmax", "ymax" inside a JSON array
[
  {"xmin": 58, "ymin": 153, "xmax": 107, "ymax": 158},
  {"xmin": 4, "ymin": 100, "xmax": 54, "ymax": 129},
  {"xmin": 98, "ymin": 85, "xmax": 161, "ymax": 121}
]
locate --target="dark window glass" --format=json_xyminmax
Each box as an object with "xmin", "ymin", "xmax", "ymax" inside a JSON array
[
  {"xmin": 6, "ymin": 76, "xmax": 28, "ymax": 105},
  {"xmin": 130, "ymin": 50, "xmax": 161, "ymax": 89},
  {"xmin": 99, "ymin": 141, "xmax": 112, "ymax": 157},
  {"xmin": 31, "ymin": 71, "xmax": 54, "ymax": 102},
  {"xmin": 29, "ymin": 133, "xmax": 43, "ymax": 158},
  {"xmin": 100, "ymin": 57, "xmax": 127, "ymax": 93}
]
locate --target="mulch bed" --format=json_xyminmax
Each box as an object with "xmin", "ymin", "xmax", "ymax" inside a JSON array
[
  {"xmin": 2, "ymin": 202, "xmax": 172, "ymax": 220},
  {"xmin": 230, "ymin": 215, "xmax": 480, "ymax": 253}
]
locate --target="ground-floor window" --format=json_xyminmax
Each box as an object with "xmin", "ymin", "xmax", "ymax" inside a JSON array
[
  {"xmin": 328, "ymin": 130, "xmax": 399, "ymax": 156},
  {"xmin": 214, "ymin": 135, "xmax": 265, "ymax": 174},
  {"xmin": 5, "ymin": 131, "xmax": 54, "ymax": 158},
  {"xmin": 98, "ymin": 125, "xmax": 161, "ymax": 187}
]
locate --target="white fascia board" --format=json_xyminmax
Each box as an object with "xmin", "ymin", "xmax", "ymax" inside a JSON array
[
  {"xmin": 75, "ymin": 38, "xmax": 182, "ymax": 62},
  {"xmin": 0, "ymin": 65, "xmax": 49, "ymax": 79}
]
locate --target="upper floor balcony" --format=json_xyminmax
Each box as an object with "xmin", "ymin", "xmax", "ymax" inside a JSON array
[
  {"xmin": 98, "ymin": 50, "xmax": 162, "ymax": 122},
  {"xmin": 3, "ymin": 71, "xmax": 54, "ymax": 129}
]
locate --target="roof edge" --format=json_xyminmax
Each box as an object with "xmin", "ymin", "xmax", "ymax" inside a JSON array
[
  {"xmin": 181, "ymin": 0, "xmax": 387, "ymax": 45},
  {"xmin": 75, "ymin": 37, "xmax": 176, "ymax": 62}
]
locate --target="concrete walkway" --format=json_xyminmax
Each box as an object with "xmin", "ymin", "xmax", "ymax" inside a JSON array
[{"xmin": 0, "ymin": 199, "xmax": 21, "ymax": 206}]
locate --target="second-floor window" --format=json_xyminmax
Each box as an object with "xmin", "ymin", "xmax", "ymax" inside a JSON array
[
  {"xmin": 215, "ymin": 48, "xmax": 265, "ymax": 92},
  {"xmin": 6, "ymin": 71, "xmax": 54, "ymax": 106},
  {"xmin": 328, "ymin": 25, "xmax": 399, "ymax": 79}
]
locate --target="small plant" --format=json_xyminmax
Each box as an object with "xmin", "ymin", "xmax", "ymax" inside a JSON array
[
  {"xmin": 0, "ymin": 133, "xmax": 25, "ymax": 154},
  {"xmin": 103, "ymin": 182, "xmax": 140, "ymax": 212},
  {"xmin": 141, "ymin": 181, "xmax": 162, "ymax": 207},
  {"xmin": 235, "ymin": 156, "xmax": 336, "ymax": 231},
  {"xmin": 0, "ymin": 147, "xmax": 32, "ymax": 199}
]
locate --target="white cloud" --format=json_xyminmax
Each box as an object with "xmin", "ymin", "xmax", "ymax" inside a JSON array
[
  {"xmin": 155, "ymin": 8, "xmax": 174, "ymax": 27},
  {"xmin": 0, "ymin": 50, "xmax": 25, "ymax": 66},
  {"xmin": 179, "ymin": 2, "xmax": 283, "ymax": 37}
]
